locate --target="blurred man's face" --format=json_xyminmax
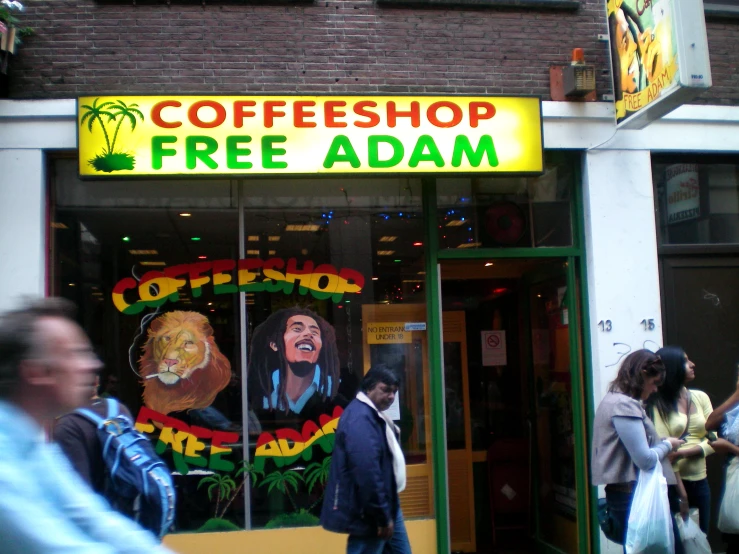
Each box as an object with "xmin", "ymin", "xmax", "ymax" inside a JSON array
[
  {"xmin": 35, "ymin": 317, "xmax": 102, "ymax": 414},
  {"xmin": 367, "ymin": 381, "xmax": 398, "ymax": 412}
]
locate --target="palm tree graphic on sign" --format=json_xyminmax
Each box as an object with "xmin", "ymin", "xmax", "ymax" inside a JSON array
[{"xmin": 80, "ymin": 98, "xmax": 144, "ymax": 172}]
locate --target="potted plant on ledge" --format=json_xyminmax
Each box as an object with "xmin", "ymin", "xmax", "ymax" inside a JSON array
[{"xmin": 1, "ymin": 0, "xmax": 33, "ymax": 97}]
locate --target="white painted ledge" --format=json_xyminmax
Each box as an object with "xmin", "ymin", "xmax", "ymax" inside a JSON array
[{"xmin": 0, "ymin": 98, "xmax": 738, "ymax": 152}]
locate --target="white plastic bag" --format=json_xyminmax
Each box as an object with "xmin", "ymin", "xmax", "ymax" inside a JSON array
[
  {"xmin": 718, "ymin": 456, "xmax": 739, "ymax": 533},
  {"xmin": 625, "ymin": 463, "xmax": 674, "ymax": 554},
  {"xmin": 677, "ymin": 514, "xmax": 711, "ymax": 554}
]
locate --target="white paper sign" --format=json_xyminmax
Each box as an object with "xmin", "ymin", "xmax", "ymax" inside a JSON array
[{"xmin": 482, "ymin": 330, "xmax": 507, "ymax": 366}]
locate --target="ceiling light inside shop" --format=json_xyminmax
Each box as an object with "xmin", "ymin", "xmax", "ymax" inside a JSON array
[
  {"xmin": 445, "ymin": 220, "xmax": 465, "ymax": 227},
  {"xmin": 179, "ymin": 213, "xmax": 192, "ymax": 217},
  {"xmin": 269, "ymin": 250, "xmax": 276, "ymax": 256},
  {"xmin": 412, "ymin": 242, "xmax": 423, "ymax": 246},
  {"xmin": 247, "ymin": 236, "xmax": 260, "ymax": 242},
  {"xmin": 286, "ymin": 224, "xmax": 320, "ymax": 231},
  {"xmin": 379, "ymin": 236, "xmax": 397, "ymax": 242},
  {"xmin": 51, "ymin": 222, "xmax": 68, "ymax": 229},
  {"xmin": 377, "ymin": 250, "xmax": 395, "ymax": 256},
  {"xmin": 129, "ymin": 249, "xmax": 158, "ymax": 255},
  {"xmin": 268, "ymin": 236, "xmax": 281, "ymax": 242},
  {"xmin": 140, "ymin": 261, "xmax": 167, "ymax": 266},
  {"xmin": 485, "ymin": 262, "xmax": 494, "ymax": 267},
  {"xmin": 247, "ymin": 249, "xmax": 260, "ymax": 255},
  {"xmin": 198, "ymin": 255, "xmax": 207, "ymax": 259},
  {"xmin": 371, "ymin": 277, "xmax": 379, "ymax": 281},
  {"xmin": 457, "ymin": 242, "xmax": 482, "ymax": 249},
  {"xmin": 418, "ymin": 271, "xmax": 426, "ymax": 275}
]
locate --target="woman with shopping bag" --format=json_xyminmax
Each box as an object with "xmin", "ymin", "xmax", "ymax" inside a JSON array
[
  {"xmin": 647, "ymin": 346, "xmax": 715, "ymax": 534},
  {"xmin": 592, "ymin": 349, "xmax": 685, "ymax": 552},
  {"xmin": 705, "ymin": 371, "xmax": 739, "ymax": 553}
]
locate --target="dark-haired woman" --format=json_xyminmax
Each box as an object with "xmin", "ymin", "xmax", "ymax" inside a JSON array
[
  {"xmin": 592, "ymin": 349, "xmax": 684, "ymax": 550},
  {"xmin": 648, "ymin": 346, "xmax": 714, "ymax": 534}
]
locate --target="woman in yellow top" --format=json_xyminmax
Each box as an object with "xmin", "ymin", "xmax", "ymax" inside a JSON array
[{"xmin": 648, "ymin": 345, "xmax": 714, "ymax": 534}]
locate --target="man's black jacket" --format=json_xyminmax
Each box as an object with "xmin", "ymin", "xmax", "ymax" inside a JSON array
[{"xmin": 320, "ymin": 396, "xmax": 399, "ymax": 537}]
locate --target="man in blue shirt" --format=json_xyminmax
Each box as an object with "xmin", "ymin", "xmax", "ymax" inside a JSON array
[{"xmin": 0, "ymin": 297, "xmax": 175, "ymax": 553}]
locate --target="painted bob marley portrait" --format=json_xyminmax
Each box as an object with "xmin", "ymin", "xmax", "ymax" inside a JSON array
[
  {"xmin": 139, "ymin": 310, "xmax": 232, "ymax": 415},
  {"xmin": 250, "ymin": 307, "xmax": 340, "ymax": 415}
]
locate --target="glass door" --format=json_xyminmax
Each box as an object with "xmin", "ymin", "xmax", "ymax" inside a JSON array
[{"xmin": 525, "ymin": 261, "xmax": 586, "ymax": 553}]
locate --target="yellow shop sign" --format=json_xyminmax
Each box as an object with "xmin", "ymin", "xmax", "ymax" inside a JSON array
[{"xmin": 77, "ymin": 95, "xmax": 543, "ymax": 177}]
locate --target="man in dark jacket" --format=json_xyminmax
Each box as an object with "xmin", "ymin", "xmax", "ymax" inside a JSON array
[{"xmin": 320, "ymin": 365, "xmax": 411, "ymax": 554}]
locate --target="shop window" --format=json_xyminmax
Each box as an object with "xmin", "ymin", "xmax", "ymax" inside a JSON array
[
  {"xmin": 653, "ymin": 156, "xmax": 739, "ymax": 246},
  {"xmin": 50, "ymin": 160, "xmax": 433, "ymax": 533},
  {"xmin": 240, "ymin": 179, "xmax": 428, "ymax": 528},
  {"xmin": 436, "ymin": 152, "xmax": 577, "ymax": 250}
]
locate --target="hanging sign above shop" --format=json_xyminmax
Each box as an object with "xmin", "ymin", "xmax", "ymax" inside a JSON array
[
  {"xmin": 607, "ymin": 0, "xmax": 712, "ymax": 129},
  {"xmin": 77, "ymin": 95, "xmax": 543, "ymax": 177}
]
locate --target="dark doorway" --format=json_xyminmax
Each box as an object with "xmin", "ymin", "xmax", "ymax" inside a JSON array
[{"xmin": 661, "ymin": 255, "xmax": 739, "ymax": 549}]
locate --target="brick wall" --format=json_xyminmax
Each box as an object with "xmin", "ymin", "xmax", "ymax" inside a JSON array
[
  {"xmin": 7, "ymin": 1, "xmax": 737, "ymax": 106},
  {"xmin": 698, "ymin": 18, "xmax": 739, "ymax": 105},
  {"xmin": 10, "ymin": 0, "xmax": 614, "ymax": 99}
]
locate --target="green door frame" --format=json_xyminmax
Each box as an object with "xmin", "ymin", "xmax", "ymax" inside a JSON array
[{"xmin": 422, "ymin": 171, "xmax": 596, "ymax": 554}]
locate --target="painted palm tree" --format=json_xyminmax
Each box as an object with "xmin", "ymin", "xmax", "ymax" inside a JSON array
[
  {"xmin": 304, "ymin": 456, "xmax": 333, "ymax": 510},
  {"xmin": 218, "ymin": 461, "xmax": 264, "ymax": 518},
  {"xmin": 79, "ymin": 98, "xmax": 115, "ymax": 154},
  {"xmin": 260, "ymin": 469, "xmax": 304, "ymax": 511},
  {"xmin": 198, "ymin": 474, "xmax": 236, "ymax": 517},
  {"xmin": 107, "ymin": 100, "xmax": 144, "ymax": 154},
  {"xmin": 79, "ymin": 97, "xmax": 144, "ymax": 172}
]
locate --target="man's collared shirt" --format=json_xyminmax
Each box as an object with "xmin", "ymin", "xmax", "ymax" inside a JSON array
[
  {"xmin": 0, "ymin": 400, "xmax": 173, "ymax": 554},
  {"xmin": 263, "ymin": 365, "xmax": 332, "ymax": 414}
]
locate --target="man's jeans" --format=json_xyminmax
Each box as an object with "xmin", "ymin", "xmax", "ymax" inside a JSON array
[{"xmin": 346, "ymin": 510, "xmax": 411, "ymax": 554}]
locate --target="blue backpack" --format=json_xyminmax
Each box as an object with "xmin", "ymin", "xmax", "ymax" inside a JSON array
[{"xmin": 75, "ymin": 398, "xmax": 176, "ymax": 538}]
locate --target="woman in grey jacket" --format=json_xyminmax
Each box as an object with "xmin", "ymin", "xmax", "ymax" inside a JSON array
[{"xmin": 591, "ymin": 349, "xmax": 684, "ymax": 551}]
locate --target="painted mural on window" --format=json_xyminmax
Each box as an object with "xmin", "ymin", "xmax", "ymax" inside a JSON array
[{"xmin": 50, "ymin": 166, "xmax": 428, "ymax": 533}]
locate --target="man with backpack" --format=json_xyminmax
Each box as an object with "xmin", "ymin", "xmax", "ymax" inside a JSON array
[
  {"xmin": 54, "ymin": 388, "xmax": 176, "ymax": 538},
  {"xmin": 0, "ymin": 297, "xmax": 176, "ymax": 553},
  {"xmin": 54, "ymin": 378, "xmax": 132, "ymax": 492}
]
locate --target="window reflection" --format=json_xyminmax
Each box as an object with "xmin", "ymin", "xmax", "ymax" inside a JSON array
[
  {"xmin": 653, "ymin": 157, "xmax": 739, "ymax": 245},
  {"xmin": 437, "ymin": 152, "xmax": 576, "ymax": 249}
]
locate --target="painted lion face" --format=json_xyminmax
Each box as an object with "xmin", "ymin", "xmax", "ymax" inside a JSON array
[
  {"xmin": 139, "ymin": 311, "xmax": 231, "ymax": 415},
  {"xmin": 150, "ymin": 325, "xmax": 211, "ymax": 385}
]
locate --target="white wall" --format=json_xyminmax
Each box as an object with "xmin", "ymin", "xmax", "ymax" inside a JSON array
[
  {"xmin": 0, "ymin": 99, "xmax": 76, "ymax": 312},
  {"xmin": 0, "ymin": 149, "xmax": 46, "ymax": 312},
  {"xmin": 582, "ymin": 149, "xmax": 664, "ymax": 404}
]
